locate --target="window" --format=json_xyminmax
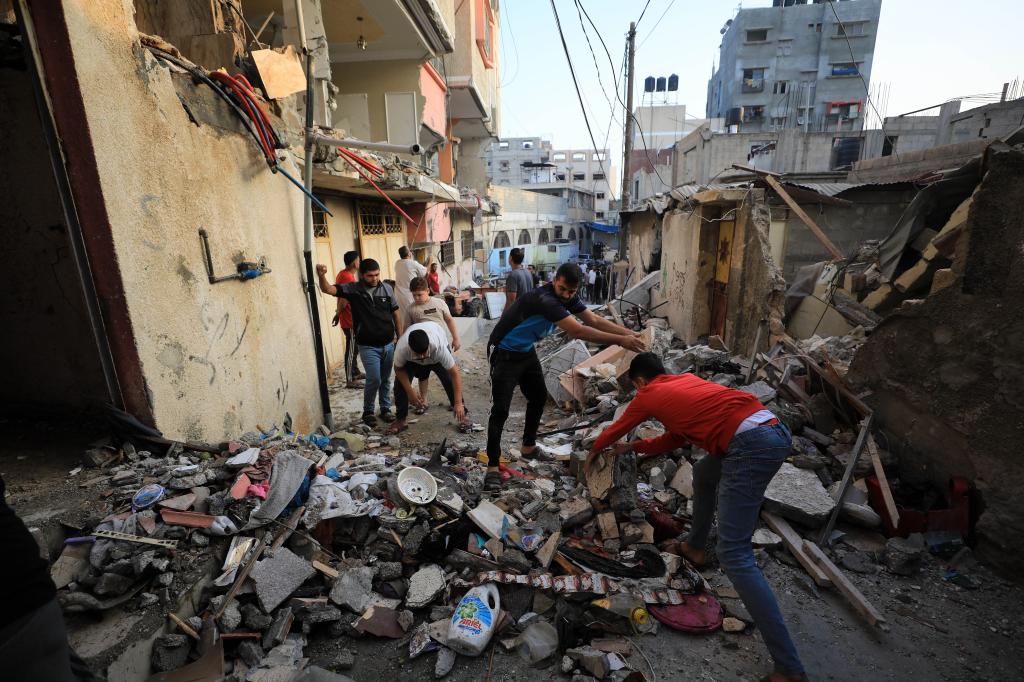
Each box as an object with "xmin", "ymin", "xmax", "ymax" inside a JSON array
[
  {"xmin": 572, "ymin": 152, "xmax": 586, "ymax": 161},
  {"xmin": 522, "ymin": 141, "xmax": 534, "ymax": 149},
  {"xmin": 476, "ymin": 0, "xmax": 496, "ymax": 68},
  {"xmin": 596, "ymin": 192, "xmax": 605, "ymax": 199},
  {"xmin": 359, "ymin": 203, "xmax": 403, "ymax": 235},
  {"xmin": 312, "ymin": 206, "xmax": 329, "ymax": 238},
  {"xmin": 538, "ymin": 229, "xmax": 550, "ymax": 244},
  {"xmin": 547, "ymin": 245, "xmax": 557, "ymax": 254},
  {"xmin": 595, "ymin": 212, "xmax": 605, "ymax": 219},
  {"xmin": 498, "ymin": 141, "xmax": 509, "ymax": 150},
  {"xmin": 499, "ymin": 160, "xmax": 510, "ymax": 171},
  {"xmin": 440, "ymin": 237, "xmax": 455, "ymax": 266},
  {"xmin": 593, "ymin": 173, "xmax": 605, "ymax": 181},
  {"xmin": 518, "ymin": 230, "xmax": 531, "ymax": 245},
  {"xmin": 633, "ymin": 179, "xmax": 640, "ymax": 196},
  {"xmin": 830, "ymin": 62, "xmax": 859, "ymax": 77},
  {"xmin": 826, "ymin": 101, "xmax": 861, "ymax": 118},
  {"xmin": 746, "ymin": 28, "xmax": 768, "ymax": 42},
  {"xmin": 773, "ymin": 80, "xmax": 789, "ymax": 95},
  {"xmin": 808, "ymin": 22, "xmax": 822, "ymax": 32},
  {"xmin": 881, "ymin": 135, "xmax": 897, "ymax": 157},
  {"xmin": 554, "ymin": 225, "xmax": 563, "ymax": 239},
  {"xmin": 494, "ymin": 232, "xmax": 510, "ymax": 248},
  {"xmin": 567, "ymin": 228, "xmax": 576, "ymax": 241},
  {"xmin": 461, "ymin": 230, "xmax": 474, "ymax": 258},
  {"xmin": 499, "ymin": 251, "xmax": 506, "ymax": 268},
  {"xmin": 742, "ymin": 105, "xmax": 765, "ymax": 122},
  {"xmin": 770, "ymin": 116, "xmax": 787, "ymax": 128},
  {"xmin": 552, "ymin": 152, "xmax": 566, "ymax": 161},
  {"xmin": 836, "ymin": 21, "xmax": 868, "ymax": 37},
  {"xmin": 592, "ymin": 152, "xmax": 606, "ymax": 161},
  {"xmin": 742, "ymin": 68, "xmax": 766, "ymax": 93},
  {"xmin": 749, "ymin": 140, "xmax": 776, "ymax": 159},
  {"xmin": 556, "ymin": 173, "xmax": 566, "ymax": 181},
  {"xmin": 572, "ymin": 172, "xmax": 585, "ymax": 181}
]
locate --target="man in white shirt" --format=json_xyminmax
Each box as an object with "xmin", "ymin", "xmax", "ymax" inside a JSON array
[
  {"xmin": 394, "ymin": 246, "xmax": 428, "ymax": 327},
  {"xmin": 389, "ymin": 322, "xmax": 470, "ymax": 433},
  {"xmin": 587, "ymin": 268, "xmax": 597, "ymax": 302}
]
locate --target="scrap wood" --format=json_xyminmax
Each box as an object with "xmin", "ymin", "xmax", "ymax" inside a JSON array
[
  {"xmin": 866, "ymin": 435, "xmax": 900, "ymax": 528},
  {"xmin": 214, "ymin": 530, "xmax": 268, "ymax": 620},
  {"xmin": 168, "ymin": 612, "xmax": 200, "ymax": 640},
  {"xmin": 782, "ymin": 339, "xmax": 871, "ymax": 417},
  {"xmin": 818, "ymin": 414, "xmax": 873, "ymax": 546},
  {"xmin": 803, "ymin": 540, "xmax": 886, "ymax": 626},
  {"xmin": 753, "ymin": 170, "xmax": 844, "ymax": 260},
  {"xmin": 269, "ymin": 506, "xmax": 304, "ymax": 551},
  {"xmin": 312, "ymin": 560, "xmax": 338, "ymax": 579},
  {"xmin": 761, "ymin": 512, "xmax": 831, "ymax": 587}
]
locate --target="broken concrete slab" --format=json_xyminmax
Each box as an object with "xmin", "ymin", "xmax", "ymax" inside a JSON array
[
  {"xmin": 250, "ymin": 547, "xmax": 316, "ymax": 613},
  {"xmin": 151, "ymin": 633, "xmax": 190, "ymax": 672},
  {"xmin": 558, "ymin": 497, "xmax": 594, "ymax": 529},
  {"xmin": 615, "ymin": 269, "xmax": 661, "ymax": 317},
  {"xmin": 406, "ymin": 564, "xmax": 446, "ymax": 609},
  {"xmin": 884, "ymin": 534, "xmax": 927, "ymax": 576},
  {"xmin": 669, "ymin": 460, "xmax": 694, "ymax": 498},
  {"xmin": 763, "ymin": 462, "xmax": 836, "ymax": 528},
  {"xmin": 329, "ymin": 566, "xmax": 375, "ymax": 613},
  {"xmin": 739, "ymin": 381, "xmax": 777, "ymax": 405}
]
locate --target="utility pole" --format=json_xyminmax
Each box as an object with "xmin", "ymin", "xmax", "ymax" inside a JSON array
[{"xmin": 619, "ymin": 22, "xmax": 636, "ymax": 264}]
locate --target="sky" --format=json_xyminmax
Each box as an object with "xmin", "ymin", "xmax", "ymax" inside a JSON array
[{"xmin": 497, "ymin": 0, "xmax": 1024, "ymax": 178}]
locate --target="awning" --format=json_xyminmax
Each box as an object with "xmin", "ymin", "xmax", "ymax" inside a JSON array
[{"xmin": 587, "ymin": 222, "xmax": 619, "ymax": 234}]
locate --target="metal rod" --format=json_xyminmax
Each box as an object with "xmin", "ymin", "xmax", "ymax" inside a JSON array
[
  {"xmin": 295, "ymin": 0, "xmax": 333, "ymax": 431},
  {"xmin": 818, "ymin": 413, "xmax": 873, "ymax": 546},
  {"xmin": 313, "ymin": 132, "xmax": 422, "ymax": 156}
]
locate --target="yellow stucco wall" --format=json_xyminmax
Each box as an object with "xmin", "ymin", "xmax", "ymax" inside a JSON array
[{"xmin": 62, "ymin": 0, "xmax": 324, "ymax": 440}]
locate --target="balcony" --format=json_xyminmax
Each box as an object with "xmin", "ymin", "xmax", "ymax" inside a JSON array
[{"xmin": 742, "ymin": 78, "xmax": 765, "ymax": 93}]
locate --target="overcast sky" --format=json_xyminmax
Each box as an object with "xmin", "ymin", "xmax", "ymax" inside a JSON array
[{"xmin": 498, "ymin": 0, "xmax": 1023, "ymax": 177}]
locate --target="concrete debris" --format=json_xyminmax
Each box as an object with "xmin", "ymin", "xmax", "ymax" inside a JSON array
[
  {"xmin": 763, "ymin": 463, "xmax": 837, "ymax": 528},
  {"xmin": 330, "ymin": 567, "xmax": 375, "ymax": 613},
  {"xmin": 151, "ymin": 633, "xmax": 190, "ymax": 672},
  {"xmin": 406, "ymin": 564, "xmax": 447, "ymax": 609},
  {"xmin": 250, "ymin": 547, "xmax": 317, "ymax": 613},
  {"xmin": 884, "ymin": 534, "xmax": 927, "ymax": 576}
]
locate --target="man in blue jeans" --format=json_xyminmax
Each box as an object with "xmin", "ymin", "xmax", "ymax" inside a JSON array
[
  {"xmin": 317, "ymin": 259, "xmax": 403, "ymax": 426},
  {"xmin": 586, "ymin": 353, "xmax": 806, "ymax": 681}
]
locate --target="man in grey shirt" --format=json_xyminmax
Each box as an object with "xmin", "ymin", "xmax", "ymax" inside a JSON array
[
  {"xmin": 504, "ymin": 247, "xmax": 534, "ymax": 313},
  {"xmin": 389, "ymin": 322, "xmax": 470, "ymax": 433}
]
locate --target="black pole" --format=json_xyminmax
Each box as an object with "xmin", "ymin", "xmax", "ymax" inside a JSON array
[{"xmin": 301, "ymin": 48, "xmax": 333, "ymax": 430}]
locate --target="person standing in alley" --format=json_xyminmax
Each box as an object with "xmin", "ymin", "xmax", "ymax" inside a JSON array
[
  {"xmin": 593, "ymin": 266, "xmax": 606, "ymax": 304},
  {"xmin": 406, "ymin": 276, "xmax": 462, "ymax": 411},
  {"xmin": 394, "ymin": 246, "xmax": 428, "ymax": 327},
  {"xmin": 484, "ymin": 262, "xmax": 646, "ymax": 491},
  {"xmin": 428, "ymin": 262, "xmax": 441, "ymax": 295},
  {"xmin": 527, "ymin": 264, "xmax": 540, "ymax": 288},
  {"xmin": 333, "ymin": 251, "xmax": 364, "ymax": 389},
  {"xmin": 388, "ymin": 321, "xmax": 471, "ymax": 434},
  {"xmin": 317, "ymin": 260, "xmax": 403, "ymax": 426},
  {"xmin": 585, "ymin": 353, "xmax": 806, "ymax": 682},
  {"xmin": 503, "ymin": 247, "xmax": 533, "ymax": 313},
  {"xmin": 586, "ymin": 266, "xmax": 597, "ymax": 303}
]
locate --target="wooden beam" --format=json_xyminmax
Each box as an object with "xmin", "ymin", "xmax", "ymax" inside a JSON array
[
  {"xmin": 761, "ymin": 174, "xmax": 844, "ymax": 260},
  {"xmin": 803, "ymin": 540, "xmax": 886, "ymax": 626},
  {"xmin": 761, "ymin": 511, "xmax": 832, "ymax": 587},
  {"xmin": 866, "ymin": 435, "xmax": 900, "ymax": 529}
]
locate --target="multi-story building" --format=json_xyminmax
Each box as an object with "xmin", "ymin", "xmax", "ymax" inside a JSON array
[
  {"xmin": 485, "ymin": 137, "xmax": 616, "ymax": 220},
  {"xmin": 706, "ymin": 0, "xmax": 882, "ymax": 135}
]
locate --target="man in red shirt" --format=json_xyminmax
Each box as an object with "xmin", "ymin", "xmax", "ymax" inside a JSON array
[
  {"xmin": 428, "ymin": 262, "xmax": 441, "ymax": 295},
  {"xmin": 334, "ymin": 251, "xmax": 364, "ymax": 388},
  {"xmin": 586, "ymin": 352, "xmax": 806, "ymax": 682}
]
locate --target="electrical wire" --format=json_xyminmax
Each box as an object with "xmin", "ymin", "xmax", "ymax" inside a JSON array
[
  {"xmin": 634, "ymin": 0, "xmax": 653, "ymax": 28},
  {"xmin": 636, "ymin": 0, "xmax": 679, "ymax": 51},
  {"xmin": 573, "ymin": 1, "xmax": 670, "ymax": 191},
  {"xmin": 549, "ymin": 0, "xmax": 615, "ymax": 204}
]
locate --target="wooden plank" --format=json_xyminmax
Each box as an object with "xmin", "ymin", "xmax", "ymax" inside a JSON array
[
  {"xmin": 312, "ymin": 560, "xmax": 339, "ymax": 580},
  {"xmin": 803, "ymin": 540, "xmax": 886, "ymax": 626},
  {"xmin": 761, "ymin": 511, "xmax": 831, "ymax": 587},
  {"xmin": 168, "ymin": 612, "xmax": 200, "ymax": 640},
  {"xmin": 761, "ymin": 174, "xmax": 844, "ymax": 260},
  {"xmin": 251, "ymin": 46, "xmax": 305, "ymax": 99},
  {"xmin": 744, "ymin": 319, "xmax": 765, "ymax": 384},
  {"xmin": 819, "ymin": 415, "xmax": 873, "ymax": 545},
  {"xmin": 866, "ymin": 435, "xmax": 900, "ymax": 528},
  {"xmin": 215, "ymin": 532, "xmax": 268, "ymax": 620},
  {"xmin": 783, "ymin": 339, "xmax": 872, "ymax": 416}
]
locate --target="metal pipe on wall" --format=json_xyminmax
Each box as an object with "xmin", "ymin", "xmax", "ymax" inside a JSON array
[
  {"xmin": 313, "ymin": 133, "xmax": 422, "ymax": 156},
  {"xmin": 296, "ymin": 0, "xmax": 333, "ymax": 430}
]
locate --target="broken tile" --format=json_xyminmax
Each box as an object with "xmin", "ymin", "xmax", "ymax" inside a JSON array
[
  {"xmin": 763, "ymin": 463, "xmax": 836, "ymax": 528},
  {"xmin": 329, "ymin": 566, "xmax": 375, "ymax": 613},
  {"xmin": 249, "ymin": 547, "xmax": 316, "ymax": 613}
]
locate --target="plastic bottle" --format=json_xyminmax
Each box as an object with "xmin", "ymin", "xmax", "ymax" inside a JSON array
[{"xmin": 447, "ymin": 583, "xmax": 500, "ymax": 656}]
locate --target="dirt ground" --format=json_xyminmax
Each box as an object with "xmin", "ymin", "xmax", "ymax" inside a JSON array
[{"xmin": 2, "ymin": 325, "xmax": 1023, "ymax": 681}]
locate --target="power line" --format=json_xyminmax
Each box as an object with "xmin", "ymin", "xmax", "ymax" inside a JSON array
[
  {"xmin": 499, "ymin": 0, "xmax": 521, "ymax": 88},
  {"xmin": 827, "ymin": 0, "xmax": 899, "ymax": 164},
  {"xmin": 636, "ymin": 0, "xmax": 679, "ymax": 51},
  {"xmin": 548, "ymin": 0, "xmax": 615, "ymax": 206},
  {"xmin": 634, "ymin": 0, "xmax": 653, "ymax": 28},
  {"xmin": 572, "ymin": 0, "xmax": 669, "ymax": 190}
]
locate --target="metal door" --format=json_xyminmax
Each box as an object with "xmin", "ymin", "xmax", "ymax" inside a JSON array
[{"xmin": 357, "ymin": 201, "xmax": 407, "ymax": 281}]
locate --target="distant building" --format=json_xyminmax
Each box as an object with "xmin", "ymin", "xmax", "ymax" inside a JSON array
[{"xmin": 706, "ymin": 0, "xmax": 882, "ymax": 136}]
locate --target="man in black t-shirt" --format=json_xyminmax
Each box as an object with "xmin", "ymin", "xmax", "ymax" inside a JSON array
[
  {"xmin": 318, "ymin": 259, "xmax": 403, "ymax": 426},
  {"xmin": 484, "ymin": 263, "xmax": 646, "ymax": 491}
]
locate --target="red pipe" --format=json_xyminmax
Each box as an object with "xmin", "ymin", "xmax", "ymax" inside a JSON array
[
  {"xmin": 337, "ymin": 146, "xmax": 384, "ymax": 177},
  {"xmin": 333, "ymin": 152, "xmax": 416, "ymax": 228},
  {"xmin": 209, "ymin": 72, "xmax": 274, "ymax": 158}
]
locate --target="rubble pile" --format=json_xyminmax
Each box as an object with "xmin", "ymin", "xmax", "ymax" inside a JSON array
[{"xmin": 49, "ymin": 302, "xmax": 984, "ymax": 680}]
